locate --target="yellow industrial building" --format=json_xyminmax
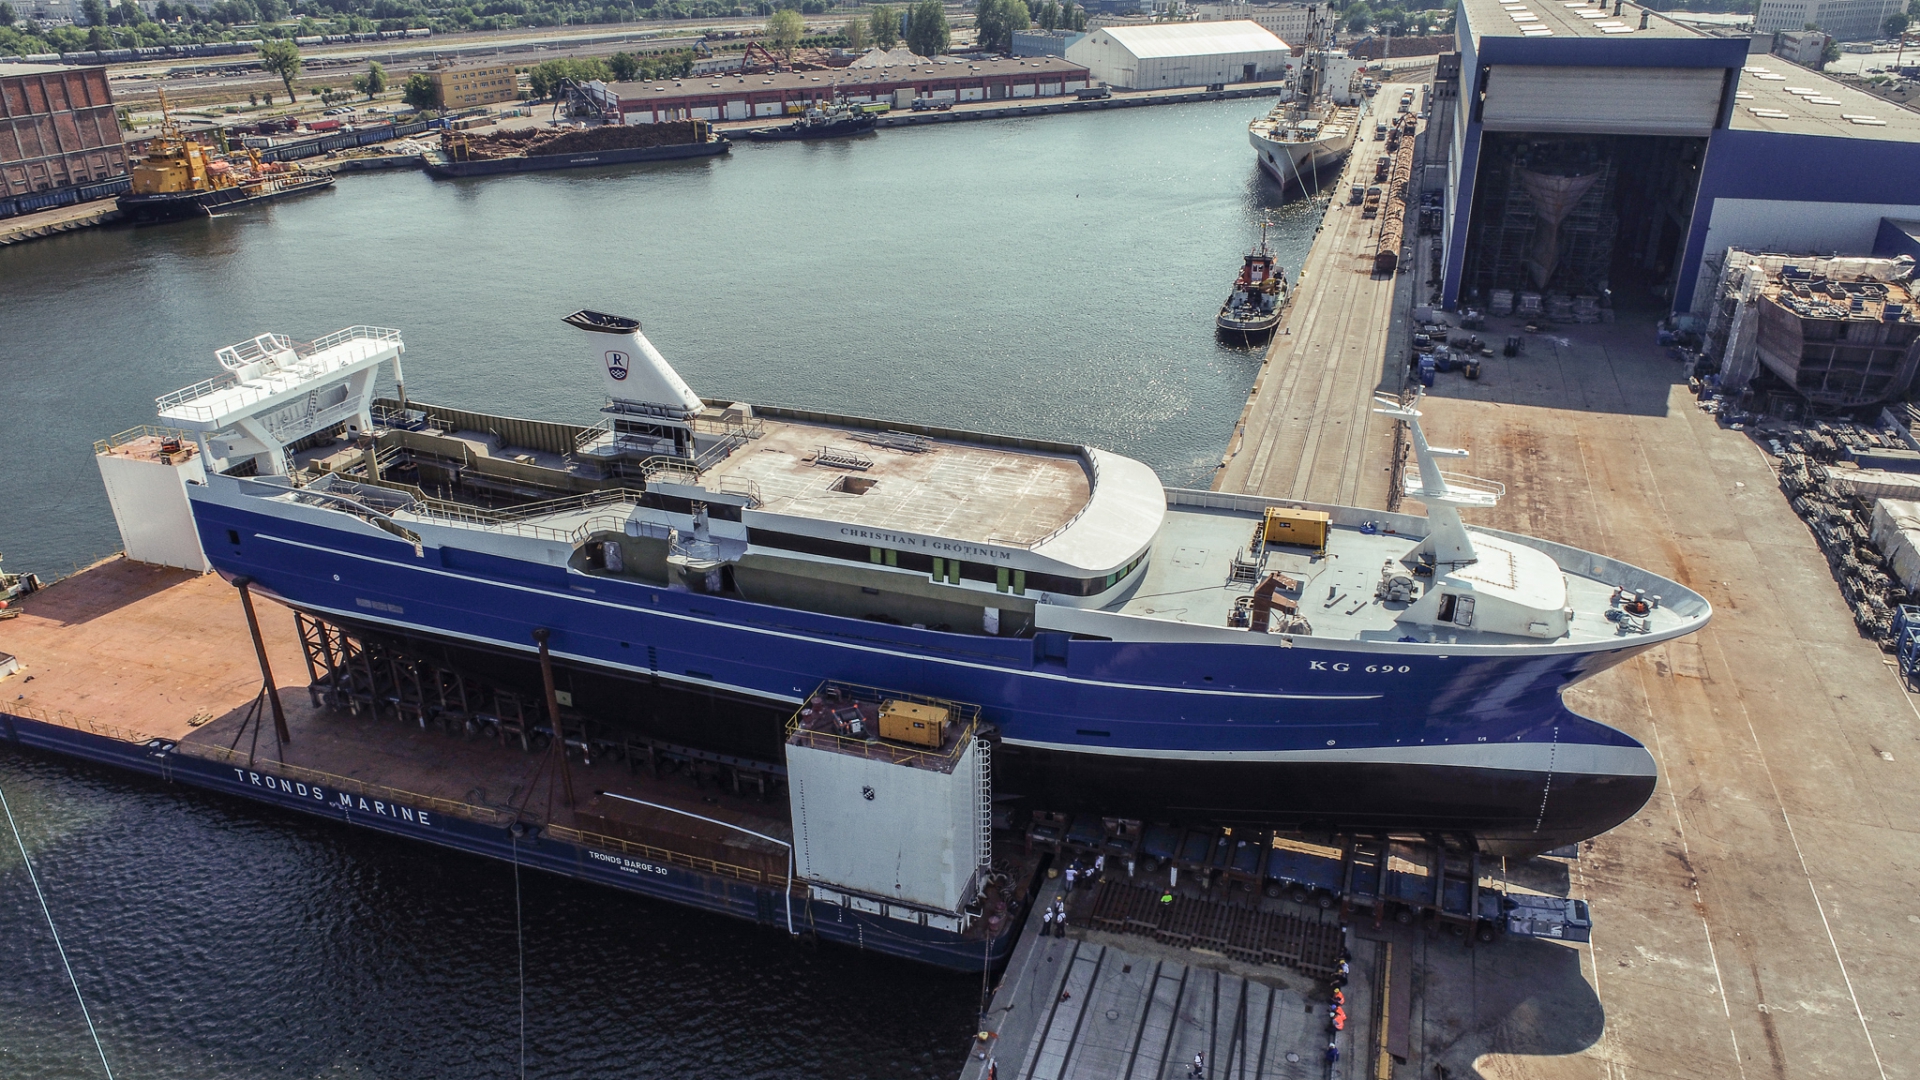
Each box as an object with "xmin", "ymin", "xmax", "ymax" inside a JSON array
[{"xmin": 429, "ymin": 62, "xmax": 518, "ymax": 110}]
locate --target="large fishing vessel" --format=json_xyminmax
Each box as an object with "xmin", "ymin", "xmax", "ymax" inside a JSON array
[
  {"xmin": 1248, "ymin": 15, "xmax": 1362, "ymax": 190},
  {"xmin": 154, "ymin": 313, "xmax": 1708, "ymax": 856}
]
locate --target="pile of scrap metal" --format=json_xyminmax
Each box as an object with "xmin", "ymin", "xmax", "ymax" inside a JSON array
[{"xmin": 1777, "ymin": 444, "xmax": 1912, "ymax": 644}]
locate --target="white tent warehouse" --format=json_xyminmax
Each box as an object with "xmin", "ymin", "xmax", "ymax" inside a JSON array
[{"xmin": 1065, "ymin": 22, "xmax": 1291, "ymax": 90}]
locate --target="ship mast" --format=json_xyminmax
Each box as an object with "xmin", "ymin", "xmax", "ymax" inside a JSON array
[
  {"xmin": 1290, "ymin": 5, "xmax": 1328, "ymax": 120},
  {"xmin": 1373, "ymin": 392, "xmax": 1503, "ymax": 568}
]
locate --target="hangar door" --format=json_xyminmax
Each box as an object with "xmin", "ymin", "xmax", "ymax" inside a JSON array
[{"xmin": 1480, "ymin": 65, "xmax": 1724, "ymax": 136}]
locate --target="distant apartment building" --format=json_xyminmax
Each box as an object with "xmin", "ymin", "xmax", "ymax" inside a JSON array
[
  {"xmin": 1771, "ymin": 28, "xmax": 1830, "ymax": 64},
  {"xmin": 429, "ymin": 62, "xmax": 517, "ymax": 110},
  {"xmin": 0, "ymin": 63, "xmax": 130, "ymax": 219},
  {"xmin": 1753, "ymin": 0, "xmax": 1901, "ymax": 41},
  {"xmin": 1193, "ymin": 3, "xmax": 1315, "ymax": 45}
]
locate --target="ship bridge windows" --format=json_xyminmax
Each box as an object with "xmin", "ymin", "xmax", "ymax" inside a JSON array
[{"xmin": 744, "ymin": 527, "xmax": 1143, "ymax": 597}]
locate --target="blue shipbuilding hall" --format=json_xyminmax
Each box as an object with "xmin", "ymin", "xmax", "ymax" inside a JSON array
[{"xmin": 1439, "ymin": 0, "xmax": 1920, "ymax": 316}]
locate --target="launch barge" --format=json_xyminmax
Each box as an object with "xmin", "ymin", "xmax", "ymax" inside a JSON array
[{"xmin": 0, "ymin": 556, "xmax": 1027, "ymax": 971}]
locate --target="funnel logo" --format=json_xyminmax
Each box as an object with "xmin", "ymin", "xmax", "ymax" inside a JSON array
[{"xmin": 605, "ymin": 349, "xmax": 630, "ymax": 381}]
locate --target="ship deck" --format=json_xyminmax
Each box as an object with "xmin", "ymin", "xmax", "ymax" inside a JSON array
[
  {"xmin": 1, "ymin": 559, "xmax": 794, "ymax": 863},
  {"xmin": 700, "ymin": 418, "xmax": 1093, "ymax": 548},
  {"xmin": 1111, "ymin": 505, "xmax": 1699, "ymax": 646}
]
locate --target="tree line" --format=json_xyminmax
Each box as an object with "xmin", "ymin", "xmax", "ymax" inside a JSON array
[
  {"xmin": 0, "ymin": 0, "xmax": 871, "ymax": 57},
  {"xmin": 972, "ymin": 0, "xmax": 1084, "ymax": 52}
]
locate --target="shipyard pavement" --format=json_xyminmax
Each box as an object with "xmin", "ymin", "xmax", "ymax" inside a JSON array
[{"xmin": 1227, "ymin": 305, "xmax": 1918, "ymax": 1078}]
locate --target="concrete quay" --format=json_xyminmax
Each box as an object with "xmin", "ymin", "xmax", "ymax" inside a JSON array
[
  {"xmin": 706, "ymin": 81, "xmax": 1293, "ymax": 138},
  {"xmin": 1395, "ymin": 320, "xmax": 1920, "ymax": 1078},
  {"xmin": 0, "ymin": 197, "xmax": 121, "ymax": 247},
  {"xmin": 1198, "ymin": 77, "xmax": 1919, "ymax": 1073},
  {"xmin": 872, "ymin": 82, "xmax": 1290, "ymax": 130},
  {"xmin": 1149, "ymin": 48, "xmax": 1920, "ymax": 1074},
  {"xmin": 1212, "ymin": 83, "xmax": 1423, "ymax": 510}
]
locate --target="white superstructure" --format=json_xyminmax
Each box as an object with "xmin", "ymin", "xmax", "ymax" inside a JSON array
[
  {"xmin": 1245, "ymin": 8, "xmax": 1362, "ymax": 191},
  {"xmin": 98, "ymin": 325, "xmax": 408, "ymax": 573},
  {"xmin": 1249, "ymin": 98, "xmax": 1360, "ymax": 188}
]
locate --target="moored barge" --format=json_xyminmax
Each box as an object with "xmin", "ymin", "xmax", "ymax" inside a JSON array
[
  {"xmin": 423, "ymin": 121, "xmax": 730, "ymax": 178},
  {"xmin": 0, "ymin": 551, "xmax": 1028, "ymax": 971}
]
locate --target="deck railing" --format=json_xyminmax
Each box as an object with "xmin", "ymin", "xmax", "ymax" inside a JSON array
[
  {"xmin": 157, "ymin": 326, "xmax": 402, "ymax": 421},
  {"xmin": 784, "ymin": 681, "xmax": 981, "ymax": 772},
  {"xmin": 92, "ymin": 424, "xmax": 196, "ymax": 456},
  {"xmin": 1025, "ymin": 450, "xmax": 1103, "ymax": 550},
  {"xmin": 1435, "ymin": 471, "xmax": 1505, "ymax": 499},
  {"xmin": 402, "ymin": 487, "xmax": 650, "ymax": 545},
  {"xmin": 1, "ymin": 700, "xmax": 161, "ymax": 748}
]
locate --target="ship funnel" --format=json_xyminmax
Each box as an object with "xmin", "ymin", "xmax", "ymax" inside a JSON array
[{"xmin": 564, "ymin": 310, "xmax": 703, "ymax": 417}]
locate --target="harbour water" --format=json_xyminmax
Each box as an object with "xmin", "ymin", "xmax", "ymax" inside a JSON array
[{"xmin": 0, "ymin": 100, "xmax": 1318, "ymax": 1078}]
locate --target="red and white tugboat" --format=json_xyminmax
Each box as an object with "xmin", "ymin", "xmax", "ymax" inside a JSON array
[{"xmin": 1216, "ymin": 224, "xmax": 1290, "ymax": 343}]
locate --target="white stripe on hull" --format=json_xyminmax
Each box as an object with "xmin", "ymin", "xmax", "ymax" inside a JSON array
[{"xmin": 1006, "ymin": 736, "xmax": 1656, "ymax": 779}]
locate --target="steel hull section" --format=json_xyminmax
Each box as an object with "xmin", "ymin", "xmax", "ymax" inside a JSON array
[
  {"xmin": 0, "ymin": 709, "xmax": 1010, "ymax": 971},
  {"xmin": 421, "ymin": 139, "xmax": 730, "ymax": 178},
  {"xmin": 995, "ymin": 724, "xmax": 1655, "ymax": 856},
  {"xmin": 742, "ymin": 118, "xmax": 877, "ymax": 141},
  {"xmin": 117, "ymin": 175, "xmax": 336, "ymax": 223},
  {"xmin": 1216, "ymin": 310, "xmax": 1281, "ymax": 343},
  {"xmin": 295, "ymin": 613, "xmax": 1655, "ymax": 856},
  {"xmin": 190, "ymin": 492, "xmax": 1669, "ymax": 852},
  {"xmin": 1249, "ymin": 127, "xmax": 1353, "ymax": 190}
]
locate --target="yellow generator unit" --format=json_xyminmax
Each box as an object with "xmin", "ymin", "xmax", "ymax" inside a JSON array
[
  {"xmin": 1263, "ymin": 506, "xmax": 1330, "ymax": 552},
  {"xmin": 878, "ymin": 699, "xmax": 950, "ymax": 748}
]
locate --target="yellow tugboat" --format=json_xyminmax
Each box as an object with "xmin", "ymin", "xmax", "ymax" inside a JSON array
[{"xmin": 118, "ymin": 94, "xmax": 334, "ymax": 224}]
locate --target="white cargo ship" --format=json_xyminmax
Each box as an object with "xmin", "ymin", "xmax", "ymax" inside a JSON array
[{"xmin": 1249, "ymin": 13, "xmax": 1364, "ymax": 190}]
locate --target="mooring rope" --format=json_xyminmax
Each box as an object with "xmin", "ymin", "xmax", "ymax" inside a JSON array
[
  {"xmin": 512, "ymin": 831, "xmax": 527, "ymax": 1080},
  {"xmin": 0, "ymin": 780, "xmax": 115, "ymax": 1080}
]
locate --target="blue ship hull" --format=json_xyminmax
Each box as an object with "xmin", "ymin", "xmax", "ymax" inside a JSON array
[
  {"xmin": 0, "ymin": 709, "xmax": 1013, "ymax": 971},
  {"xmin": 189, "ymin": 492, "xmax": 1663, "ymax": 854}
]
